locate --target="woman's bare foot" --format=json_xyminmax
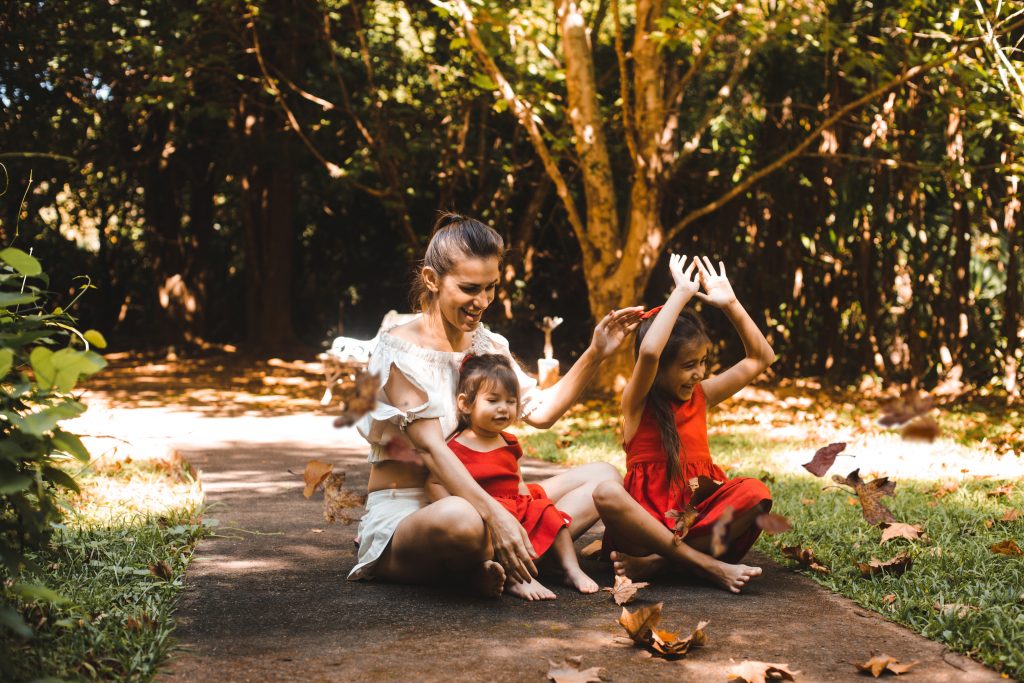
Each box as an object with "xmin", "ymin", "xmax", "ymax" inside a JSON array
[
  {"xmin": 610, "ymin": 551, "xmax": 668, "ymax": 580},
  {"xmin": 472, "ymin": 560, "xmax": 506, "ymax": 598},
  {"xmin": 505, "ymin": 576, "xmax": 557, "ymax": 601},
  {"xmin": 563, "ymin": 566, "xmax": 599, "ymax": 594},
  {"xmin": 698, "ymin": 560, "xmax": 762, "ymax": 594}
]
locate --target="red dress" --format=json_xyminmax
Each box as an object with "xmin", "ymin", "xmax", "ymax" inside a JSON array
[
  {"xmin": 448, "ymin": 432, "xmax": 571, "ymax": 557},
  {"xmin": 608, "ymin": 383, "xmax": 771, "ymax": 563}
]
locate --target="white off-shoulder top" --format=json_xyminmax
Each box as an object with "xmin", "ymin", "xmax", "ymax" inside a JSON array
[{"xmin": 355, "ymin": 317, "xmax": 542, "ymax": 464}]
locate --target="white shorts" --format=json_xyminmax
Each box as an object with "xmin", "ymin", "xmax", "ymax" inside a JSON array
[{"xmin": 347, "ymin": 488, "xmax": 429, "ymax": 580}]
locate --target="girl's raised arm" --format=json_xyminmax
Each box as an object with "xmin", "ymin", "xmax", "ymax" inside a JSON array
[
  {"xmin": 621, "ymin": 255, "xmax": 700, "ymax": 423},
  {"xmin": 693, "ymin": 257, "xmax": 775, "ymax": 408}
]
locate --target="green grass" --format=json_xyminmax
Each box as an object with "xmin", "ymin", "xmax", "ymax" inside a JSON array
[
  {"xmin": 1, "ymin": 456, "xmax": 208, "ymax": 682},
  {"xmin": 516, "ymin": 399, "xmax": 1024, "ymax": 680}
]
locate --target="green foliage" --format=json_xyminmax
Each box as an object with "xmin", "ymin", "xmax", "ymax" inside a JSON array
[{"xmin": 0, "ymin": 245, "xmax": 106, "ymax": 638}]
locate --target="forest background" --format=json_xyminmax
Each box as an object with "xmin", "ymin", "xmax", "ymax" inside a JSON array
[{"xmin": 2, "ymin": 0, "xmax": 1022, "ymax": 397}]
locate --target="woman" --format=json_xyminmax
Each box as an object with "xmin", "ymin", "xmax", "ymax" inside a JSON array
[{"xmin": 349, "ymin": 213, "xmax": 641, "ymax": 596}]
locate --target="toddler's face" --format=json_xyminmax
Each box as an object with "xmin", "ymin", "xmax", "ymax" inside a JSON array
[
  {"xmin": 658, "ymin": 340, "xmax": 709, "ymax": 402},
  {"xmin": 462, "ymin": 381, "xmax": 519, "ymax": 434}
]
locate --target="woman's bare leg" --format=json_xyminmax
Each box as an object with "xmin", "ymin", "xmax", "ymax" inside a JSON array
[
  {"xmin": 593, "ymin": 481, "xmax": 762, "ymax": 594},
  {"xmin": 372, "ymin": 497, "xmax": 505, "ymax": 597},
  {"xmin": 540, "ymin": 462, "xmax": 621, "ymax": 538}
]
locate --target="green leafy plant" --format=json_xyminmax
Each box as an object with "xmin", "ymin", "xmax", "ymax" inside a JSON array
[{"xmin": 0, "ymin": 243, "xmax": 106, "ymax": 638}]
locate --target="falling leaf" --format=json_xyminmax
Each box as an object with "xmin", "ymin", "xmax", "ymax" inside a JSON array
[
  {"xmin": 148, "ymin": 560, "xmax": 174, "ymax": 581},
  {"xmin": 832, "ymin": 469, "xmax": 897, "ymax": 526},
  {"xmin": 901, "ymin": 417, "xmax": 940, "ymax": 442},
  {"xmin": 689, "ymin": 476, "xmax": 724, "ymax": 505},
  {"xmin": 303, "ymin": 459, "xmax": 334, "ymax": 498},
  {"xmin": 781, "ymin": 545, "xmax": 830, "ymax": 574},
  {"xmin": 617, "ymin": 603, "xmax": 709, "ymax": 660},
  {"xmin": 322, "ymin": 472, "xmax": 366, "ymax": 524},
  {"xmin": 879, "ymin": 523, "xmax": 924, "ymax": 544},
  {"xmin": 856, "ymin": 553, "xmax": 913, "ymax": 577},
  {"xmin": 546, "ymin": 656, "xmax": 607, "ymax": 683},
  {"xmin": 756, "ymin": 513, "xmax": 792, "ymax": 535},
  {"xmin": 990, "ymin": 539, "xmax": 1024, "ymax": 556},
  {"xmin": 580, "ymin": 539, "xmax": 603, "ymax": 559},
  {"xmin": 987, "ymin": 483, "xmax": 1016, "ymax": 498},
  {"xmin": 854, "ymin": 654, "xmax": 919, "ymax": 676},
  {"xmin": 802, "ymin": 442, "xmax": 848, "ymax": 477},
  {"xmin": 711, "ymin": 506, "xmax": 735, "ymax": 557},
  {"xmin": 879, "ymin": 391, "xmax": 933, "ymax": 427},
  {"xmin": 932, "ymin": 602, "xmax": 979, "ymax": 618},
  {"xmin": 602, "ymin": 575, "xmax": 650, "ymax": 606},
  {"xmin": 666, "ymin": 505, "xmax": 699, "ymax": 543},
  {"xmin": 727, "ymin": 660, "xmax": 800, "ymax": 682},
  {"xmin": 333, "ymin": 371, "xmax": 380, "ymax": 427}
]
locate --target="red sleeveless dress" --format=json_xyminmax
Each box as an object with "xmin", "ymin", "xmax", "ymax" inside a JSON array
[
  {"xmin": 448, "ymin": 432, "xmax": 571, "ymax": 557},
  {"xmin": 608, "ymin": 383, "xmax": 771, "ymax": 563}
]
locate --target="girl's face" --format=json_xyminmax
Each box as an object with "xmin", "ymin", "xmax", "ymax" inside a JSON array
[
  {"xmin": 657, "ymin": 340, "xmax": 709, "ymax": 402},
  {"xmin": 426, "ymin": 255, "xmax": 501, "ymax": 333},
  {"xmin": 459, "ymin": 382, "xmax": 519, "ymax": 435}
]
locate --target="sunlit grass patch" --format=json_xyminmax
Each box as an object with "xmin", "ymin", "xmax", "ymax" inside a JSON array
[{"xmin": 1, "ymin": 456, "xmax": 208, "ymax": 682}]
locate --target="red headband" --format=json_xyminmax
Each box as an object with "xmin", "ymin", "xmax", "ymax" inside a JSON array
[
  {"xmin": 640, "ymin": 305, "xmax": 664, "ymax": 320},
  {"xmin": 459, "ymin": 353, "xmax": 474, "ymax": 372}
]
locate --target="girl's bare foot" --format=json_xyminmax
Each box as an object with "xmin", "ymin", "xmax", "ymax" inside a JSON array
[
  {"xmin": 505, "ymin": 576, "xmax": 557, "ymax": 601},
  {"xmin": 698, "ymin": 560, "xmax": 762, "ymax": 594},
  {"xmin": 473, "ymin": 560, "xmax": 506, "ymax": 598},
  {"xmin": 610, "ymin": 551, "xmax": 668, "ymax": 580},
  {"xmin": 562, "ymin": 566, "xmax": 599, "ymax": 594}
]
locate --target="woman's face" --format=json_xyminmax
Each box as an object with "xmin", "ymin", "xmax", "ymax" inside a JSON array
[{"xmin": 428, "ymin": 255, "xmax": 501, "ymax": 333}]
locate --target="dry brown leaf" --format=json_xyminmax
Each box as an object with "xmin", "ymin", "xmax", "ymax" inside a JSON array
[
  {"xmin": 879, "ymin": 523, "xmax": 924, "ymax": 544},
  {"xmin": 833, "ymin": 469, "xmax": 897, "ymax": 526},
  {"xmin": 602, "ymin": 575, "xmax": 650, "ymax": 606},
  {"xmin": 666, "ymin": 505, "xmax": 699, "ymax": 543},
  {"xmin": 781, "ymin": 545, "xmax": 831, "ymax": 574},
  {"xmin": 728, "ymin": 660, "xmax": 800, "ymax": 682},
  {"xmin": 618, "ymin": 602, "xmax": 663, "ymax": 644},
  {"xmin": 932, "ymin": 602, "xmax": 979, "ymax": 618},
  {"xmin": 856, "ymin": 553, "xmax": 913, "ymax": 578},
  {"xmin": 148, "ymin": 560, "xmax": 173, "ymax": 581},
  {"xmin": 882, "ymin": 593, "xmax": 897, "ymax": 605},
  {"xmin": 617, "ymin": 603, "xmax": 708, "ymax": 659},
  {"xmin": 855, "ymin": 654, "xmax": 918, "ymax": 676},
  {"xmin": 800, "ymin": 498, "xmax": 816, "ymax": 505},
  {"xmin": 879, "ymin": 391, "xmax": 934, "ymax": 427},
  {"xmin": 546, "ymin": 656, "xmax": 607, "ymax": 683},
  {"xmin": 711, "ymin": 506, "xmax": 735, "ymax": 557},
  {"xmin": 931, "ymin": 482, "xmax": 959, "ymax": 500},
  {"xmin": 333, "ymin": 371, "xmax": 380, "ymax": 427},
  {"xmin": 303, "ymin": 459, "xmax": 334, "ymax": 498},
  {"xmin": 125, "ymin": 614, "xmax": 156, "ymax": 631},
  {"xmin": 580, "ymin": 539, "xmax": 603, "ymax": 559},
  {"xmin": 322, "ymin": 472, "xmax": 366, "ymax": 524},
  {"xmin": 802, "ymin": 442, "xmax": 848, "ymax": 477},
  {"xmin": 901, "ymin": 416, "xmax": 940, "ymax": 442},
  {"xmin": 987, "ymin": 483, "xmax": 1016, "ymax": 498},
  {"xmin": 990, "ymin": 539, "xmax": 1024, "ymax": 556},
  {"xmin": 1001, "ymin": 509, "xmax": 1023, "ymax": 522},
  {"xmin": 756, "ymin": 513, "xmax": 792, "ymax": 535},
  {"xmin": 689, "ymin": 475, "xmax": 724, "ymax": 505}
]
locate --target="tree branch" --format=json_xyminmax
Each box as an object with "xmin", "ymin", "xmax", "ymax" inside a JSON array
[{"xmin": 611, "ymin": 0, "xmax": 639, "ymax": 170}]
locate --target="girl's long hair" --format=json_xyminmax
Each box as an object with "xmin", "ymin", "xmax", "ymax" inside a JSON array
[{"xmin": 633, "ymin": 310, "xmax": 710, "ymax": 485}]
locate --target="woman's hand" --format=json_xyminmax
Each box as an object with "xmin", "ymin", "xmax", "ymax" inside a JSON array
[
  {"xmin": 484, "ymin": 503, "xmax": 538, "ymax": 583},
  {"xmin": 669, "ymin": 253, "xmax": 701, "ymax": 298},
  {"xmin": 694, "ymin": 256, "xmax": 737, "ymax": 308},
  {"xmin": 589, "ymin": 306, "xmax": 644, "ymax": 360}
]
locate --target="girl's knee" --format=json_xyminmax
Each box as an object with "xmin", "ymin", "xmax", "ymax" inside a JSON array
[{"xmin": 592, "ymin": 479, "xmax": 628, "ymax": 511}]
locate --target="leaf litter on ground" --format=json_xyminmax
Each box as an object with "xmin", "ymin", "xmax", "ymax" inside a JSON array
[
  {"xmin": 546, "ymin": 656, "xmax": 607, "ymax": 683},
  {"xmin": 727, "ymin": 660, "xmax": 800, "ymax": 682},
  {"xmin": 601, "ymin": 575, "xmax": 649, "ymax": 606},
  {"xmin": 781, "ymin": 545, "xmax": 830, "ymax": 574},
  {"xmin": 616, "ymin": 602, "xmax": 708, "ymax": 659},
  {"xmin": 856, "ymin": 553, "xmax": 913, "ymax": 577},
  {"xmin": 990, "ymin": 539, "xmax": 1024, "ymax": 556},
  {"xmin": 879, "ymin": 523, "xmax": 924, "ymax": 544},
  {"xmin": 802, "ymin": 442, "xmax": 848, "ymax": 477},
  {"xmin": 832, "ymin": 469, "xmax": 897, "ymax": 526},
  {"xmin": 854, "ymin": 654, "xmax": 918, "ymax": 676}
]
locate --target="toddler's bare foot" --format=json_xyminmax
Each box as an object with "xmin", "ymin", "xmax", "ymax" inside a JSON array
[
  {"xmin": 611, "ymin": 551, "xmax": 668, "ymax": 580},
  {"xmin": 472, "ymin": 560, "xmax": 506, "ymax": 598},
  {"xmin": 505, "ymin": 576, "xmax": 557, "ymax": 601},
  {"xmin": 699, "ymin": 560, "xmax": 762, "ymax": 594},
  {"xmin": 563, "ymin": 566, "xmax": 599, "ymax": 594}
]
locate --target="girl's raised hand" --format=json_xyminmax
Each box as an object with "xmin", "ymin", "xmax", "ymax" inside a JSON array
[
  {"xmin": 669, "ymin": 253, "xmax": 701, "ymax": 297},
  {"xmin": 694, "ymin": 257, "xmax": 737, "ymax": 308},
  {"xmin": 590, "ymin": 306, "xmax": 644, "ymax": 359}
]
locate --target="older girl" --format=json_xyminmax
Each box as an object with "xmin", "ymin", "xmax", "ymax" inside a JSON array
[{"xmin": 349, "ymin": 213, "xmax": 641, "ymax": 596}]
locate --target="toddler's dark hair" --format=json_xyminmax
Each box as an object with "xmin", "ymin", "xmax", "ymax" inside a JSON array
[
  {"xmin": 455, "ymin": 353, "xmax": 520, "ymax": 433},
  {"xmin": 633, "ymin": 310, "xmax": 710, "ymax": 486},
  {"xmin": 411, "ymin": 212, "xmax": 505, "ymax": 312}
]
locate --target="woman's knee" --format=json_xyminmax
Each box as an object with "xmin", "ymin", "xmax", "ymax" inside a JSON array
[{"xmin": 427, "ymin": 497, "xmax": 487, "ymax": 551}]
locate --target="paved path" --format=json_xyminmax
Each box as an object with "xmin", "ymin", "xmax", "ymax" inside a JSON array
[{"xmin": 161, "ymin": 419, "xmax": 1003, "ymax": 682}]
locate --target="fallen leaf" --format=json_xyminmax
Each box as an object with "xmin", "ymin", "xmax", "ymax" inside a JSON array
[
  {"xmin": 931, "ymin": 482, "xmax": 959, "ymax": 500},
  {"xmin": 311, "ymin": 528, "xmax": 324, "ymax": 534},
  {"xmin": 125, "ymin": 614, "xmax": 156, "ymax": 631},
  {"xmin": 901, "ymin": 416, "xmax": 940, "ymax": 442},
  {"xmin": 333, "ymin": 371, "xmax": 380, "ymax": 427},
  {"xmin": 756, "ymin": 513, "xmax": 792, "ymax": 535},
  {"xmin": 990, "ymin": 539, "xmax": 1024, "ymax": 556},
  {"xmin": 800, "ymin": 498, "xmax": 816, "ymax": 505},
  {"xmin": 303, "ymin": 459, "xmax": 334, "ymax": 498},
  {"xmin": 879, "ymin": 391, "xmax": 933, "ymax": 427},
  {"xmin": 602, "ymin": 575, "xmax": 650, "ymax": 606},
  {"xmin": 148, "ymin": 560, "xmax": 174, "ymax": 581},
  {"xmin": 322, "ymin": 472, "xmax": 366, "ymax": 524},
  {"xmin": 833, "ymin": 469, "xmax": 897, "ymax": 526},
  {"xmin": 546, "ymin": 656, "xmax": 606, "ymax": 683},
  {"xmin": 618, "ymin": 602, "xmax": 663, "ymax": 644},
  {"xmin": 666, "ymin": 505, "xmax": 699, "ymax": 543},
  {"xmin": 781, "ymin": 545, "xmax": 831, "ymax": 574},
  {"xmin": 987, "ymin": 483, "xmax": 1016, "ymax": 498},
  {"xmin": 856, "ymin": 553, "xmax": 913, "ymax": 577},
  {"xmin": 882, "ymin": 593, "xmax": 897, "ymax": 605},
  {"xmin": 580, "ymin": 539, "xmax": 603, "ymax": 559},
  {"xmin": 802, "ymin": 442, "xmax": 848, "ymax": 477},
  {"xmin": 855, "ymin": 654, "xmax": 918, "ymax": 676},
  {"xmin": 932, "ymin": 602, "xmax": 979, "ymax": 618},
  {"xmin": 711, "ymin": 506, "xmax": 735, "ymax": 557},
  {"xmin": 728, "ymin": 660, "xmax": 800, "ymax": 682},
  {"xmin": 1001, "ymin": 509, "xmax": 1022, "ymax": 522},
  {"xmin": 879, "ymin": 523, "xmax": 924, "ymax": 544},
  {"xmin": 617, "ymin": 603, "xmax": 708, "ymax": 659}
]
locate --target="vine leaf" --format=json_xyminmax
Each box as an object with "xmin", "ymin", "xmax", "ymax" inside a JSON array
[{"xmin": 832, "ymin": 469, "xmax": 897, "ymax": 526}]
